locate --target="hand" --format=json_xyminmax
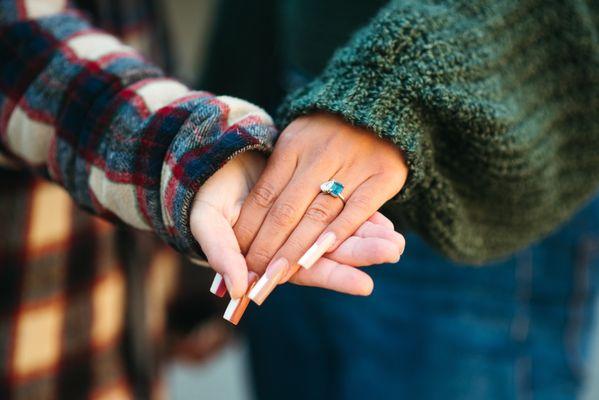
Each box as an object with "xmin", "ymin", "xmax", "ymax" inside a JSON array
[
  {"xmin": 190, "ymin": 150, "xmax": 405, "ymax": 299},
  {"xmin": 234, "ymin": 113, "xmax": 408, "ymax": 285},
  {"xmin": 270, "ymin": 211, "xmax": 404, "ymax": 296}
]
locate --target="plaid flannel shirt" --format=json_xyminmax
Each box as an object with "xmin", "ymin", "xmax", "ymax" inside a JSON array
[{"xmin": 0, "ymin": 0, "xmax": 277, "ymax": 398}]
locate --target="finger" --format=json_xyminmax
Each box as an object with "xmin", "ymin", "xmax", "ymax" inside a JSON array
[
  {"xmin": 251, "ymin": 255, "xmax": 374, "ymax": 306},
  {"xmin": 326, "ymin": 235, "xmax": 404, "ymax": 266},
  {"xmin": 191, "ymin": 203, "xmax": 248, "ymax": 299},
  {"xmin": 277, "ymin": 216, "xmax": 400, "ymax": 284},
  {"xmin": 244, "ymin": 167, "xmax": 340, "ymax": 274},
  {"xmin": 262, "ymin": 170, "xmax": 367, "ymax": 274},
  {"xmin": 354, "ymin": 221, "xmax": 405, "ymax": 248},
  {"xmin": 233, "ymin": 149, "xmax": 297, "ymax": 254},
  {"xmin": 223, "ymin": 272, "xmax": 258, "ymax": 325},
  {"xmin": 248, "ymin": 257, "xmax": 290, "ymax": 305},
  {"xmin": 281, "ymin": 222, "xmax": 404, "ymax": 276},
  {"xmin": 247, "ymin": 208, "xmax": 399, "ymax": 303},
  {"xmin": 289, "ymin": 258, "xmax": 374, "ymax": 296},
  {"xmin": 309, "ymin": 174, "xmax": 397, "ymax": 266},
  {"xmin": 368, "ymin": 211, "xmax": 394, "ymax": 230}
]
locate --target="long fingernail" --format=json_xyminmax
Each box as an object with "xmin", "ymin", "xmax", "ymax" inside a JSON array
[
  {"xmin": 223, "ymin": 273, "xmax": 258, "ymax": 325},
  {"xmin": 209, "ymin": 273, "xmax": 227, "ymax": 298},
  {"xmin": 249, "ymin": 258, "xmax": 289, "ymax": 306},
  {"xmin": 223, "ymin": 274, "xmax": 237, "ymax": 298},
  {"xmin": 298, "ymin": 232, "xmax": 336, "ymax": 269}
]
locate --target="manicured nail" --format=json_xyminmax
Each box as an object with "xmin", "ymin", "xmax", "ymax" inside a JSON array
[
  {"xmin": 223, "ymin": 273, "xmax": 258, "ymax": 325},
  {"xmin": 209, "ymin": 273, "xmax": 227, "ymax": 298},
  {"xmin": 298, "ymin": 232, "xmax": 336, "ymax": 269},
  {"xmin": 223, "ymin": 274, "xmax": 237, "ymax": 298},
  {"xmin": 249, "ymin": 258, "xmax": 289, "ymax": 306}
]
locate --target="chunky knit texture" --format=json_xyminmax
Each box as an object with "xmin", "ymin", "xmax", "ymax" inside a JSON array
[{"xmin": 278, "ymin": 0, "xmax": 599, "ymax": 263}]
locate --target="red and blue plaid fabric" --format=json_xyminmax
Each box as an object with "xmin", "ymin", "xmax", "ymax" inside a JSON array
[
  {"xmin": 0, "ymin": 1, "xmax": 276, "ymax": 259},
  {"xmin": 0, "ymin": 0, "xmax": 277, "ymax": 398}
]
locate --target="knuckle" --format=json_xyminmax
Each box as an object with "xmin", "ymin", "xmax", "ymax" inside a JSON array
[
  {"xmin": 335, "ymin": 213, "xmax": 356, "ymax": 231},
  {"xmin": 251, "ymin": 183, "xmax": 277, "ymax": 208},
  {"xmin": 275, "ymin": 135, "xmax": 295, "ymax": 153},
  {"xmin": 388, "ymin": 173, "xmax": 405, "ymax": 191},
  {"xmin": 233, "ymin": 223, "xmax": 255, "ymax": 253},
  {"xmin": 233, "ymin": 221, "xmax": 253, "ymax": 239},
  {"xmin": 372, "ymin": 242, "xmax": 395, "ymax": 264},
  {"xmin": 348, "ymin": 193, "xmax": 372, "ymax": 212},
  {"xmin": 324, "ymin": 265, "xmax": 337, "ymax": 289},
  {"xmin": 274, "ymin": 132, "xmax": 301, "ymax": 155},
  {"xmin": 282, "ymin": 239, "xmax": 305, "ymax": 256},
  {"xmin": 343, "ymin": 271, "xmax": 362, "ymax": 290},
  {"xmin": 246, "ymin": 248, "xmax": 273, "ymax": 271},
  {"xmin": 309, "ymin": 140, "xmax": 330, "ymax": 159},
  {"xmin": 271, "ymin": 202, "xmax": 297, "ymax": 227},
  {"xmin": 305, "ymin": 201, "xmax": 336, "ymax": 223}
]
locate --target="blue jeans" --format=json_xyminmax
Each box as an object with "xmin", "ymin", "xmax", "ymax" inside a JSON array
[{"xmin": 244, "ymin": 194, "xmax": 599, "ymax": 400}]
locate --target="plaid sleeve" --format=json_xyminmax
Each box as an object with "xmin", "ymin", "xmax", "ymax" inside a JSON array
[{"xmin": 0, "ymin": 1, "xmax": 277, "ymax": 258}]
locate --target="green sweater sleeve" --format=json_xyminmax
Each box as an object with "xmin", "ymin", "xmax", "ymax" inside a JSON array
[{"xmin": 278, "ymin": 0, "xmax": 599, "ymax": 264}]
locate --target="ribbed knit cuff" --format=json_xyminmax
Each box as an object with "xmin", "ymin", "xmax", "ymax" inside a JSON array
[
  {"xmin": 277, "ymin": 71, "xmax": 427, "ymax": 205},
  {"xmin": 277, "ymin": 72, "xmax": 470, "ymax": 262},
  {"xmin": 277, "ymin": 0, "xmax": 599, "ymax": 264}
]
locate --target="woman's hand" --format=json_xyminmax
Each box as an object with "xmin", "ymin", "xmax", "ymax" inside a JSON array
[
  {"xmin": 249, "ymin": 210, "xmax": 405, "ymax": 306},
  {"xmin": 189, "ymin": 149, "xmax": 405, "ymax": 299},
  {"xmin": 190, "ymin": 151, "xmax": 264, "ymax": 299},
  {"xmin": 233, "ymin": 113, "xmax": 408, "ymax": 282}
]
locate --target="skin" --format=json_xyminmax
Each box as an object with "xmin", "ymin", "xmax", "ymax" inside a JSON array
[
  {"xmin": 233, "ymin": 113, "xmax": 408, "ymax": 288},
  {"xmin": 190, "ymin": 130, "xmax": 406, "ymax": 299}
]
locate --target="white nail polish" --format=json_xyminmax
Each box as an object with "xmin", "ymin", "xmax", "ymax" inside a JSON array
[
  {"xmin": 222, "ymin": 274, "xmax": 258, "ymax": 325},
  {"xmin": 298, "ymin": 232, "xmax": 336, "ymax": 269},
  {"xmin": 249, "ymin": 258, "xmax": 288, "ymax": 305},
  {"xmin": 210, "ymin": 273, "xmax": 225, "ymax": 296},
  {"xmin": 223, "ymin": 297, "xmax": 242, "ymax": 321},
  {"xmin": 248, "ymin": 276, "xmax": 268, "ymax": 299}
]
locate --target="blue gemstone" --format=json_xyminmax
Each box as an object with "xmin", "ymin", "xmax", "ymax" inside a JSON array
[{"xmin": 329, "ymin": 181, "xmax": 344, "ymax": 196}]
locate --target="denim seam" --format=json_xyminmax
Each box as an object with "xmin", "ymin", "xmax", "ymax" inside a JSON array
[
  {"xmin": 564, "ymin": 236, "xmax": 599, "ymax": 379},
  {"xmin": 513, "ymin": 250, "xmax": 533, "ymax": 400}
]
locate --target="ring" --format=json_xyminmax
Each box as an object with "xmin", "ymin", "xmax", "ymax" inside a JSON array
[{"xmin": 320, "ymin": 180, "xmax": 346, "ymax": 204}]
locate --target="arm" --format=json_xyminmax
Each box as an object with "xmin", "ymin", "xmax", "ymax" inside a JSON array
[
  {"xmin": 278, "ymin": 0, "xmax": 599, "ymax": 263},
  {"xmin": 0, "ymin": 1, "xmax": 276, "ymax": 259},
  {"xmin": 0, "ymin": 2, "xmax": 405, "ymax": 301}
]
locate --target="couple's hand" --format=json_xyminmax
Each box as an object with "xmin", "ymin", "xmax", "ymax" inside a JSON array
[
  {"xmin": 191, "ymin": 113, "xmax": 408, "ymax": 299},
  {"xmin": 234, "ymin": 113, "xmax": 408, "ymax": 283},
  {"xmin": 190, "ymin": 151, "xmax": 404, "ymax": 299}
]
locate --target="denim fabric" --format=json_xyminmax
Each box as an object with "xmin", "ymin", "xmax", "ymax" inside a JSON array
[{"xmin": 244, "ymin": 194, "xmax": 599, "ymax": 400}]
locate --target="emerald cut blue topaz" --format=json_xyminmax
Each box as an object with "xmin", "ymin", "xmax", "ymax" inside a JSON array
[{"xmin": 320, "ymin": 180, "xmax": 344, "ymax": 197}]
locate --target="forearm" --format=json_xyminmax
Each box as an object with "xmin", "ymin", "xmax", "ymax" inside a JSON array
[{"xmin": 0, "ymin": 2, "xmax": 277, "ymax": 257}]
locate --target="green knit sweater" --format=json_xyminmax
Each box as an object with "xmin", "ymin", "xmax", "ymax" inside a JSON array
[{"xmin": 204, "ymin": 0, "xmax": 599, "ymax": 264}]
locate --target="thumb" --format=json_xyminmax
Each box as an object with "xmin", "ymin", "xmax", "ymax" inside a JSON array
[{"xmin": 191, "ymin": 202, "xmax": 249, "ymax": 299}]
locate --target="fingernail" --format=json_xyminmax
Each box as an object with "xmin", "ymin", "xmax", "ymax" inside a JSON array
[
  {"xmin": 209, "ymin": 273, "xmax": 227, "ymax": 298},
  {"xmin": 249, "ymin": 258, "xmax": 289, "ymax": 306},
  {"xmin": 298, "ymin": 232, "xmax": 336, "ymax": 269},
  {"xmin": 223, "ymin": 273, "xmax": 258, "ymax": 325},
  {"xmin": 223, "ymin": 274, "xmax": 237, "ymax": 298}
]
